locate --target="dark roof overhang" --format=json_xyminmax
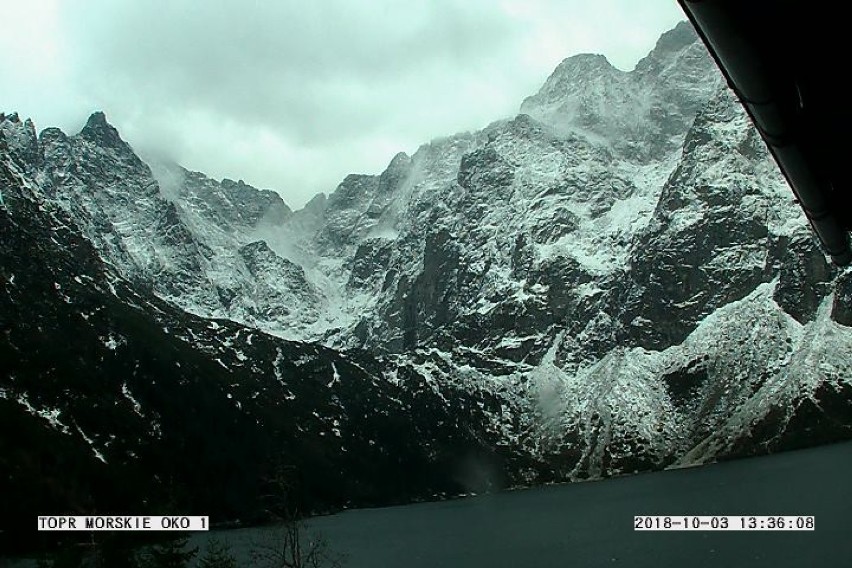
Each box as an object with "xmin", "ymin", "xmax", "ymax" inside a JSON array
[{"xmin": 678, "ymin": 0, "xmax": 852, "ymax": 265}]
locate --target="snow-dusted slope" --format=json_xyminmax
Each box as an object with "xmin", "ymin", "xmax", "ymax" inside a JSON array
[
  {"xmin": 521, "ymin": 281, "xmax": 852, "ymax": 478},
  {"xmin": 278, "ymin": 21, "xmax": 722, "ymax": 358},
  {"xmin": 520, "ymin": 21, "xmax": 719, "ymax": 161},
  {"xmin": 0, "ymin": 112, "xmax": 329, "ymax": 339},
  {"xmin": 0, "ymin": 140, "xmax": 524, "ymax": 543},
  {"xmin": 263, "ymin": 20, "xmax": 852, "ymax": 477}
]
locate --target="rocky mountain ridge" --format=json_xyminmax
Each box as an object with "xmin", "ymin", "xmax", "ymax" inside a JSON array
[{"xmin": 0, "ymin": 140, "xmax": 524, "ymax": 553}]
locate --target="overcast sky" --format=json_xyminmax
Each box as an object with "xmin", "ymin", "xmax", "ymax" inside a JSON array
[{"xmin": 1, "ymin": 0, "xmax": 684, "ymax": 208}]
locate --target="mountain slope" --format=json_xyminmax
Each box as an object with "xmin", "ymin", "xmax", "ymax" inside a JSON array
[
  {"xmin": 0, "ymin": 140, "xmax": 526, "ymax": 554},
  {"xmin": 259, "ymin": 21, "xmax": 852, "ymax": 479},
  {"xmin": 1, "ymin": 111, "xmax": 327, "ymax": 340}
]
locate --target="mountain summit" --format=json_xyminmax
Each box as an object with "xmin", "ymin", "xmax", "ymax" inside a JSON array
[{"xmin": 520, "ymin": 21, "xmax": 718, "ymax": 160}]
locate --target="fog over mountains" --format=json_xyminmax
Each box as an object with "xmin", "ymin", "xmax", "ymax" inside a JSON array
[{"xmin": 2, "ymin": 22, "xmax": 852, "ymax": 545}]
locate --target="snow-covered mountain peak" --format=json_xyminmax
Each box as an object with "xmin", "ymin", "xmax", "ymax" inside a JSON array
[
  {"xmin": 386, "ymin": 151, "xmax": 412, "ymax": 172},
  {"xmin": 634, "ymin": 20, "xmax": 698, "ymax": 71},
  {"xmin": 552, "ymin": 52, "xmax": 619, "ymax": 78},
  {"xmin": 0, "ymin": 112, "xmax": 40, "ymax": 170},
  {"xmin": 520, "ymin": 21, "xmax": 718, "ymax": 161},
  {"xmin": 518, "ymin": 52, "xmax": 628, "ymax": 136},
  {"xmin": 78, "ymin": 111, "xmax": 128, "ymax": 149}
]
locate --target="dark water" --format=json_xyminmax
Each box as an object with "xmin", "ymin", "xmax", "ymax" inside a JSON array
[{"xmin": 191, "ymin": 442, "xmax": 852, "ymax": 568}]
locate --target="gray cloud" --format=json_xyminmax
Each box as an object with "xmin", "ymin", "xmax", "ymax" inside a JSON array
[{"xmin": 1, "ymin": 0, "xmax": 684, "ymax": 207}]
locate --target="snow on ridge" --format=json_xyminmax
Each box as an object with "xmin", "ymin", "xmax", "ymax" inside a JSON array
[
  {"xmin": 327, "ymin": 363, "xmax": 341, "ymax": 388},
  {"xmin": 508, "ymin": 279, "xmax": 852, "ymax": 474},
  {"xmin": 74, "ymin": 422, "xmax": 107, "ymax": 464},
  {"xmin": 12, "ymin": 393, "xmax": 72, "ymax": 435},
  {"xmin": 121, "ymin": 382, "xmax": 144, "ymax": 416}
]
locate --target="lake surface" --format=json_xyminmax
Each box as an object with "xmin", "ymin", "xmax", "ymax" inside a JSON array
[{"xmin": 191, "ymin": 441, "xmax": 852, "ymax": 568}]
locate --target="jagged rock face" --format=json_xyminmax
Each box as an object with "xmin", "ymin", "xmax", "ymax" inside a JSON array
[
  {"xmin": 0, "ymin": 112, "xmax": 41, "ymax": 172},
  {"xmin": 270, "ymin": 22, "xmax": 852, "ymax": 480},
  {"xmin": 3, "ymin": 20, "xmax": 852, "ymax": 520},
  {"xmin": 774, "ymin": 235, "xmax": 835, "ymax": 324},
  {"xmin": 0, "ymin": 113, "xmax": 330, "ymax": 339},
  {"xmin": 0, "ymin": 149, "xmax": 524, "ymax": 553},
  {"xmin": 832, "ymin": 269, "xmax": 852, "ymax": 326},
  {"xmin": 619, "ymin": 89, "xmax": 804, "ymax": 350},
  {"xmin": 37, "ymin": 117, "xmax": 211, "ymax": 303},
  {"xmin": 520, "ymin": 20, "xmax": 720, "ymax": 161},
  {"xmin": 275, "ymin": 26, "xmax": 723, "ymax": 356}
]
